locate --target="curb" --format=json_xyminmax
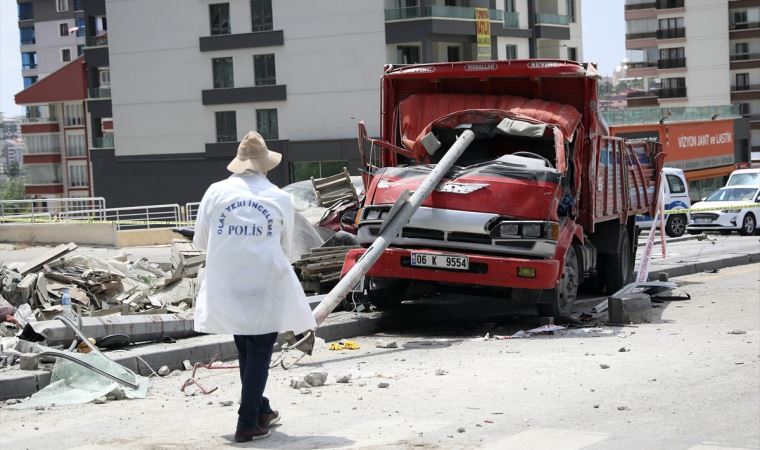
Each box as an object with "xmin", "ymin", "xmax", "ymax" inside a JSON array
[
  {"xmin": 636, "ymin": 233, "xmax": 702, "ymax": 247},
  {"xmin": 3, "ymin": 251, "xmax": 759, "ymax": 401}
]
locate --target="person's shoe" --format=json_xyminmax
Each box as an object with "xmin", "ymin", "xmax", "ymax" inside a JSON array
[
  {"xmin": 259, "ymin": 410, "xmax": 281, "ymax": 428},
  {"xmin": 234, "ymin": 425, "xmax": 270, "ymax": 442}
]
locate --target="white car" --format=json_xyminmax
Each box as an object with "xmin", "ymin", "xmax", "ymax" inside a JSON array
[
  {"xmin": 637, "ymin": 167, "xmax": 691, "ymax": 238},
  {"xmin": 726, "ymin": 168, "xmax": 760, "ymax": 187},
  {"xmin": 686, "ymin": 185, "xmax": 760, "ymax": 236}
]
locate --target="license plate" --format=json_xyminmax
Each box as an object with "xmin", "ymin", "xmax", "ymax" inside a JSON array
[
  {"xmin": 694, "ymin": 218, "xmax": 712, "ymax": 224},
  {"xmin": 410, "ymin": 252, "xmax": 469, "ymax": 270}
]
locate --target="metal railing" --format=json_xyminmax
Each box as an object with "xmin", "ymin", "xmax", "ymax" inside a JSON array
[
  {"xmin": 504, "ymin": 11, "xmax": 519, "ymax": 28},
  {"xmin": 88, "ymin": 87, "xmax": 111, "ymax": 98},
  {"xmin": 625, "ymin": 31, "xmax": 657, "ymax": 40},
  {"xmin": 185, "ymin": 202, "xmax": 201, "ymax": 222},
  {"xmin": 59, "ymin": 204, "xmax": 182, "ymax": 230},
  {"xmin": 657, "ymin": 28, "xmax": 685, "ymax": 39},
  {"xmin": 730, "ymin": 21, "xmax": 760, "ymax": 30},
  {"xmin": 732, "ymin": 84, "xmax": 760, "ymax": 92},
  {"xmin": 534, "ymin": 12, "xmax": 570, "ymax": 25},
  {"xmin": 730, "ymin": 53, "xmax": 760, "ymax": 61},
  {"xmin": 602, "ymin": 105, "xmax": 740, "ymax": 125},
  {"xmin": 626, "ymin": 61, "xmax": 657, "ymax": 69},
  {"xmin": 384, "ymin": 6, "xmax": 503, "ymax": 21},
  {"xmin": 624, "ymin": 2, "xmax": 656, "ymax": 10},
  {"xmin": 626, "ymin": 90, "xmax": 659, "ymax": 98},
  {"xmin": 0, "ymin": 197, "xmax": 106, "ymax": 219},
  {"xmin": 657, "ymin": 57, "xmax": 686, "ymax": 69},
  {"xmin": 85, "ymin": 34, "xmax": 108, "ymax": 47},
  {"xmin": 22, "ymin": 63, "xmax": 37, "ymax": 70},
  {"xmin": 659, "ymin": 87, "xmax": 687, "ymax": 98},
  {"xmin": 656, "ymin": 0, "xmax": 683, "ymax": 8},
  {"xmin": 20, "ymin": 38, "xmax": 35, "ymax": 45},
  {"xmin": 92, "ymin": 134, "xmax": 114, "ymax": 148}
]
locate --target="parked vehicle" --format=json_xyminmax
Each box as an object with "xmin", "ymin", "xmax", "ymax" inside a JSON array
[
  {"xmin": 637, "ymin": 167, "xmax": 691, "ymax": 238},
  {"xmin": 726, "ymin": 168, "xmax": 760, "ymax": 187},
  {"xmin": 686, "ymin": 186, "xmax": 760, "ymax": 236},
  {"xmin": 341, "ymin": 60, "xmax": 664, "ymax": 321}
]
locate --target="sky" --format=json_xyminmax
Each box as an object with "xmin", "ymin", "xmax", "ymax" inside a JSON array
[{"xmin": 0, "ymin": 0, "xmax": 625, "ymax": 118}]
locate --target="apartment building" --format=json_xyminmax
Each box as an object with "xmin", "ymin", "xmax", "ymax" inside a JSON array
[
  {"xmin": 623, "ymin": 0, "xmax": 760, "ymax": 160},
  {"xmin": 97, "ymin": 0, "xmax": 582, "ymax": 207},
  {"xmin": 14, "ymin": 57, "xmax": 93, "ymax": 201}
]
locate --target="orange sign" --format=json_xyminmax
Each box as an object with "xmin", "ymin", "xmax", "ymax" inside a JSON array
[{"xmin": 475, "ymin": 8, "xmax": 491, "ymax": 61}]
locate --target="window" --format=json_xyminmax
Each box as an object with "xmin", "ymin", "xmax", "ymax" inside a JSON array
[
  {"xmin": 56, "ymin": 0, "xmax": 68, "ymax": 12},
  {"xmin": 21, "ymin": 52, "xmax": 37, "ymax": 70},
  {"xmin": 68, "ymin": 164, "xmax": 88, "ymax": 187},
  {"xmin": 291, "ymin": 161, "xmax": 348, "ymax": 182},
  {"xmin": 657, "ymin": 17, "xmax": 684, "ymax": 38},
  {"xmin": 64, "ymin": 104, "xmax": 84, "ymax": 126},
  {"xmin": 251, "ymin": 0, "xmax": 273, "ymax": 32},
  {"xmin": 75, "ymin": 17, "xmax": 85, "ymax": 37},
  {"xmin": 666, "ymin": 174, "xmax": 685, "ymax": 194},
  {"xmin": 77, "ymin": 44, "xmax": 84, "ymax": 56},
  {"xmin": 209, "ymin": 3, "xmax": 231, "ymax": 35},
  {"xmin": 736, "ymin": 73, "xmax": 750, "ymax": 90},
  {"xmin": 215, "ymin": 111, "xmax": 237, "ymax": 142},
  {"xmin": 212, "ymin": 57, "xmax": 234, "ymax": 88},
  {"xmin": 61, "ymin": 48, "xmax": 72, "ymax": 62},
  {"xmin": 397, "ymin": 45, "xmax": 421, "ymax": 64},
  {"xmin": 25, "ymin": 134, "xmax": 60, "ymax": 154},
  {"xmin": 566, "ymin": 0, "xmax": 576, "ymax": 22},
  {"xmin": 60, "ymin": 23, "xmax": 69, "ymax": 37},
  {"xmin": 18, "ymin": 2, "xmax": 33, "ymax": 20},
  {"xmin": 99, "ymin": 69, "xmax": 111, "ymax": 88},
  {"xmin": 661, "ymin": 77, "xmax": 686, "ymax": 97},
  {"xmin": 66, "ymin": 133, "xmax": 86, "ymax": 157},
  {"xmin": 20, "ymin": 27, "xmax": 35, "ymax": 45},
  {"xmin": 23, "ymin": 76, "xmax": 38, "ymax": 88},
  {"xmin": 447, "ymin": 46, "xmax": 461, "ymax": 62},
  {"xmin": 256, "ymin": 109, "xmax": 278, "ymax": 140},
  {"xmin": 735, "ymin": 42, "xmax": 749, "ymax": 57},
  {"xmin": 254, "ymin": 54, "xmax": 276, "ymax": 85},
  {"xmin": 733, "ymin": 10, "xmax": 748, "ymax": 26},
  {"xmin": 28, "ymin": 164, "xmax": 62, "ymax": 184},
  {"xmin": 26, "ymin": 106, "xmax": 41, "ymax": 119},
  {"xmin": 505, "ymin": 0, "xmax": 515, "ymax": 12},
  {"xmin": 658, "ymin": 47, "xmax": 685, "ymax": 68},
  {"xmin": 567, "ymin": 47, "xmax": 577, "ymax": 61},
  {"xmin": 505, "ymin": 45, "xmax": 517, "ymax": 60},
  {"xmin": 73, "ymin": 0, "xmax": 81, "ymax": 10}
]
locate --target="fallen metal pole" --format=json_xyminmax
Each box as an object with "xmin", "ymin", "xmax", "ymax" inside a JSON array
[{"xmin": 312, "ymin": 130, "xmax": 476, "ymax": 326}]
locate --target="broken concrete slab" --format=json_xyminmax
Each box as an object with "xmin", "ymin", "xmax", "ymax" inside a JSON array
[
  {"xmin": 19, "ymin": 243, "xmax": 77, "ymax": 276},
  {"xmin": 608, "ymin": 292, "xmax": 653, "ymax": 325},
  {"xmin": 304, "ymin": 371, "xmax": 327, "ymax": 387}
]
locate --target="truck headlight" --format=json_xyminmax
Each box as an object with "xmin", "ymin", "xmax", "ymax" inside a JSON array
[
  {"xmin": 364, "ymin": 209, "xmax": 383, "ymax": 220},
  {"xmin": 497, "ymin": 223, "xmax": 519, "ymax": 237},
  {"xmin": 522, "ymin": 223, "xmax": 542, "ymax": 238},
  {"xmin": 543, "ymin": 222, "xmax": 560, "ymax": 240}
]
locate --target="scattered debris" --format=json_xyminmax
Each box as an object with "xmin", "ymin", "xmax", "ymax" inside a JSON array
[
  {"xmin": 336, "ymin": 375, "xmax": 351, "ymax": 383},
  {"xmin": 457, "ymin": 427, "xmax": 466, "ymax": 433},
  {"xmin": 219, "ymin": 400, "xmax": 234, "ymax": 407},
  {"xmin": 593, "ymin": 404, "xmax": 600, "ymax": 409},
  {"xmin": 600, "ymin": 364, "xmax": 610, "ymax": 369},
  {"xmin": 304, "ymin": 371, "xmax": 328, "ymax": 387},
  {"xmin": 19, "ymin": 353, "xmax": 40, "ymax": 370},
  {"xmin": 169, "ymin": 370, "xmax": 182, "ymax": 377},
  {"xmin": 618, "ymin": 347, "xmax": 630, "ymax": 352},
  {"xmin": 157, "ymin": 366, "xmax": 171, "ymax": 377},
  {"xmin": 93, "ymin": 397, "xmax": 107, "ymax": 405},
  {"xmin": 300, "ymin": 388, "xmax": 312, "ymax": 394},
  {"xmin": 378, "ymin": 382, "xmax": 390, "ymax": 388},
  {"xmin": 527, "ymin": 324, "xmax": 566, "ymax": 334},
  {"xmin": 293, "ymin": 244, "xmax": 359, "ymax": 294},
  {"xmin": 435, "ymin": 369, "xmax": 447, "ymax": 376},
  {"xmin": 182, "ymin": 360, "xmax": 193, "ymax": 371},
  {"xmin": 376, "ymin": 341, "xmax": 398, "ymax": 349},
  {"xmin": 617, "ymin": 406, "xmax": 629, "ymax": 411},
  {"xmin": 329, "ymin": 340, "xmax": 360, "ymax": 350},
  {"xmin": 290, "ymin": 379, "xmax": 308, "ymax": 389},
  {"xmin": 727, "ymin": 330, "xmax": 747, "ymax": 335}
]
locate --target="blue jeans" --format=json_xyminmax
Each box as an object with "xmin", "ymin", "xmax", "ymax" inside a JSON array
[{"xmin": 233, "ymin": 333, "xmax": 278, "ymax": 429}]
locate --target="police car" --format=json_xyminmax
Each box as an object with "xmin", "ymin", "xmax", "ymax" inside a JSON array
[{"xmin": 637, "ymin": 167, "xmax": 691, "ymax": 238}]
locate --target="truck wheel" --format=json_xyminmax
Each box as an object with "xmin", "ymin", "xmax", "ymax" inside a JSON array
[
  {"xmin": 740, "ymin": 213, "xmax": 756, "ymax": 236},
  {"xmin": 536, "ymin": 246, "xmax": 579, "ymax": 321},
  {"xmin": 363, "ymin": 277, "xmax": 407, "ymax": 310},
  {"xmin": 665, "ymin": 214, "xmax": 687, "ymax": 238},
  {"xmin": 600, "ymin": 226, "xmax": 633, "ymax": 294}
]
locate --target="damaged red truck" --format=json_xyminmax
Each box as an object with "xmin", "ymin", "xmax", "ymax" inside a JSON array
[{"xmin": 341, "ymin": 60, "xmax": 664, "ymax": 321}]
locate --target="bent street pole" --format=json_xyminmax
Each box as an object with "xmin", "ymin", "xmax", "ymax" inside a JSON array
[{"xmin": 312, "ymin": 130, "xmax": 476, "ymax": 326}]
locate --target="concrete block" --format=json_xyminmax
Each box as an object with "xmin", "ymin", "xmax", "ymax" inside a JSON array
[
  {"xmin": 19, "ymin": 353, "xmax": 40, "ymax": 370},
  {"xmin": 608, "ymin": 292, "xmax": 653, "ymax": 325}
]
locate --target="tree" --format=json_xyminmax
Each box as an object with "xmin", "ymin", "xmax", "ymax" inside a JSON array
[
  {"xmin": 8, "ymin": 161, "xmax": 20, "ymax": 178},
  {"xmin": 0, "ymin": 177, "xmax": 26, "ymax": 201}
]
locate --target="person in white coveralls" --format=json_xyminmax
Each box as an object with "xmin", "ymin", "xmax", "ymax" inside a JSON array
[{"xmin": 192, "ymin": 131, "xmax": 317, "ymax": 442}]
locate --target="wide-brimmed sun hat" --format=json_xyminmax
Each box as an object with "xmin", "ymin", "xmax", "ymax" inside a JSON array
[{"xmin": 227, "ymin": 131, "xmax": 282, "ymax": 174}]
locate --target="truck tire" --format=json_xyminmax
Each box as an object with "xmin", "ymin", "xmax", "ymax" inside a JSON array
[
  {"xmin": 363, "ymin": 277, "xmax": 407, "ymax": 310},
  {"xmin": 599, "ymin": 226, "xmax": 633, "ymax": 293},
  {"xmin": 665, "ymin": 214, "xmax": 687, "ymax": 238},
  {"xmin": 536, "ymin": 245, "xmax": 579, "ymax": 321}
]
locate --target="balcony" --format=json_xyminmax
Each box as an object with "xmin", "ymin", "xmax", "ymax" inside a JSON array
[
  {"xmin": 91, "ymin": 135, "xmax": 114, "ymax": 149},
  {"xmin": 626, "ymin": 61, "xmax": 657, "ymax": 69},
  {"xmin": 20, "ymin": 38, "xmax": 35, "ymax": 45},
  {"xmin": 658, "ymin": 57, "xmax": 686, "ymax": 69},
  {"xmin": 625, "ymin": 31, "xmax": 657, "ymax": 40},
  {"xmin": 603, "ymin": 105, "xmax": 740, "ymax": 125},
  {"xmin": 534, "ymin": 13, "xmax": 570, "ymax": 25},
  {"xmin": 384, "ymin": 5, "xmax": 503, "ymax": 21},
  {"xmin": 627, "ymin": 90, "xmax": 658, "ymax": 98},
  {"xmin": 88, "ymin": 87, "xmax": 111, "ymax": 99},
  {"xmin": 22, "ymin": 63, "xmax": 37, "ymax": 70},
  {"xmin": 730, "ymin": 53, "xmax": 760, "ymax": 61},
  {"xmin": 625, "ymin": 2, "xmax": 656, "ymax": 10},
  {"xmin": 85, "ymin": 34, "xmax": 108, "ymax": 48},
  {"xmin": 657, "ymin": 28, "xmax": 685, "ymax": 39},
  {"xmin": 504, "ymin": 11, "xmax": 519, "ymax": 28},
  {"xmin": 22, "ymin": 117, "xmax": 57, "ymax": 124},
  {"xmin": 731, "ymin": 84, "xmax": 760, "ymax": 92},
  {"xmin": 729, "ymin": 21, "xmax": 760, "ymax": 30},
  {"xmin": 659, "ymin": 87, "xmax": 687, "ymax": 98},
  {"xmin": 656, "ymin": 0, "xmax": 684, "ymax": 8}
]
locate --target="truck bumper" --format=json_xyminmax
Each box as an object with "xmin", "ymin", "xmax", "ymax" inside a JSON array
[{"xmin": 341, "ymin": 248, "xmax": 560, "ymax": 290}]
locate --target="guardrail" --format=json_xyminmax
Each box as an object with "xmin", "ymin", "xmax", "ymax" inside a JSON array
[
  {"xmin": 185, "ymin": 202, "xmax": 201, "ymax": 222},
  {"xmin": 58, "ymin": 204, "xmax": 182, "ymax": 230},
  {"xmin": 0, "ymin": 197, "xmax": 106, "ymax": 218}
]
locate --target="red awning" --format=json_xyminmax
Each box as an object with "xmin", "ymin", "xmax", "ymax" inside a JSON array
[{"xmin": 398, "ymin": 93, "xmax": 581, "ymax": 150}]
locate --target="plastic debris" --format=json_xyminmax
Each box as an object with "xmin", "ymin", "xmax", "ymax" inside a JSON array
[{"xmin": 328, "ymin": 340, "xmax": 360, "ymax": 350}]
